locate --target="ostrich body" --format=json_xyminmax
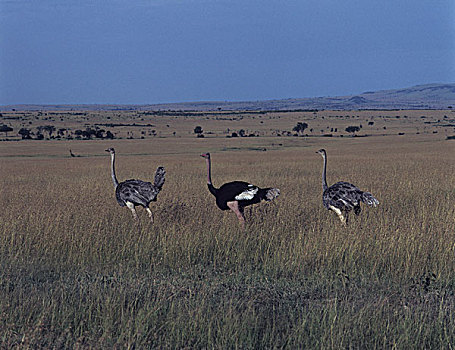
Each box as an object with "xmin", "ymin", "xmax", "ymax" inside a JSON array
[
  {"xmin": 105, "ymin": 148, "xmax": 165, "ymax": 221},
  {"xmin": 201, "ymin": 152, "xmax": 280, "ymax": 227},
  {"xmin": 316, "ymin": 149, "xmax": 379, "ymax": 224}
]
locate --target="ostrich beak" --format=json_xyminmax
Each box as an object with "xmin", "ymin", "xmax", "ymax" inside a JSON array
[{"xmin": 200, "ymin": 153, "xmax": 207, "ymax": 158}]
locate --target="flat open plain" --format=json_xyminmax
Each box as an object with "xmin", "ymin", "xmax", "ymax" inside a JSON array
[{"xmin": 0, "ymin": 109, "xmax": 454, "ymax": 348}]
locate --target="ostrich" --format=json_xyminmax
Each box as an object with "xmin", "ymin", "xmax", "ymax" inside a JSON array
[
  {"xmin": 201, "ymin": 152, "xmax": 280, "ymax": 227},
  {"xmin": 105, "ymin": 148, "xmax": 165, "ymax": 222},
  {"xmin": 69, "ymin": 149, "xmax": 81, "ymax": 157},
  {"xmin": 316, "ymin": 149, "xmax": 379, "ymax": 224}
]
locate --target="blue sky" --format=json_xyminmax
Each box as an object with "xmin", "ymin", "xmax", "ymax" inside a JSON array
[{"xmin": 1, "ymin": 0, "xmax": 454, "ymax": 104}]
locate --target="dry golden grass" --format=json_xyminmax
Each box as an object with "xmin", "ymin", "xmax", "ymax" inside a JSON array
[{"xmin": 0, "ymin": 110, "xmax": 454, "ymax": 347}]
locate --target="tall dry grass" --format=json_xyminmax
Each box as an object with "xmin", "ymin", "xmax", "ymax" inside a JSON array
[{"xmin": 0, "ymin": 136, "xmax": 454, "ymax": 348}]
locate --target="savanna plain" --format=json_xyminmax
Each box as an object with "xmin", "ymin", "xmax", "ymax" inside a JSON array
[{"xmin": 0, "ymin": 109, "xmax": 454, "ymax": 348}]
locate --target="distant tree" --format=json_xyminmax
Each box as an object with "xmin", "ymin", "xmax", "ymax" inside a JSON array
[
  {"xmin": 36, "ymin": 125, "xmax": 54, "ymax": 138},
  {"xmin": 76, "ymin": 127, "xmax": 99, "ymax": 139},
  {"xmin": 238, "ymin": 129, "xmax": 246, "ymax": 137},
  {"xmin": 105, "ymin": 130, "xmax": 115, "ymax": 139},
  {"xmin": 18, "ymin": 128, "xmax": 32, "ymax": 139},
  {"xmin": 345, "ymin": 126, "xmax": 360, "ymax": 135},
  {"xmin": 40, "ymin": 125, "xmax": 56, "ymax": 138},
  {"xmin": 95, "ymin": 129, "xmax": 105, "ymax": 139},
  {"xmin": 81, "ymin": 130, "xmax": 91, "ymax": 139},
  {"xmin": 0, "ymin": 125, "xmax": 13, "ymax": 137},
  {"xmin": 292, "ymin": 122, "xmax": 308, "ymax": 135},
  {"xmin": 47, "ymin": 125, "xmax": 56, "ymax": 137},
  {"xmin": 194, "ymin": 126, "xmax": 203, "ymax": 136}
]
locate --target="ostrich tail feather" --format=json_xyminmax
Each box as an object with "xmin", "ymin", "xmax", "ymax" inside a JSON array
[{"xmin": 265, "ymin": 188, "xmax": 280, "ymax": 201}]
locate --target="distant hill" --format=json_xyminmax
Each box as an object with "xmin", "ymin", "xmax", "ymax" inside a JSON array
[{"xmin": 2, "ymin": 83, "xmax": 455, "ymax": 111}]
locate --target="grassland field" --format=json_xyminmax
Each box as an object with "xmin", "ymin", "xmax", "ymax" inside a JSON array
[{"xmin": 0, "ymin": 109, "xmax": 454, "ymax": 348}]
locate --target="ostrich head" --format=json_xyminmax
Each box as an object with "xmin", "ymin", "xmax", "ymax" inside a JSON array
[
  {"xmin": 105, "ymin": 147, "xmax": 115, "ymax": 154},
  {"xmin": 316, "ymin": 149, "xmax": 326, "ymax": 157},
  {"xmin": 200, "ymin": 152, "xmax": 211, "ymax": 159}
]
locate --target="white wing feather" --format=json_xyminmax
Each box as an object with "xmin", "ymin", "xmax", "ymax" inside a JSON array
[{"xmin": 235, "ymin": 186, "xmax": 258, "ymax": 200}]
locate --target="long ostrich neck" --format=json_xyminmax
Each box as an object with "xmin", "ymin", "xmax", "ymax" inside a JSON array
[
  {"xmin": 110, "ymin": 153, "xmax": 119, "ymax": 188},
  {"xmin": 321, "ymin": 153, "xmax": 328, "ymax": 191},
  {"xmin": 206, "ymin": 157, "xmax": 212, "ymax": 185},
  {"xmin": 205, "ymin": 157, "xmax": 218, "ymax": 196}
]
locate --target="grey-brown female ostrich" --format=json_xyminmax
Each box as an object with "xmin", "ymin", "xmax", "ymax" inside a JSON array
[
  {"xmin": 105, "ymin": 148, "xmax": 165, "ymax": 222},
  {"xmin": 316, "ymin": 149, "xmax": 379, "ymax": 224},
  {"xmin": 201, "ymin": 152, "xmax": 280, "ymax": 227}
]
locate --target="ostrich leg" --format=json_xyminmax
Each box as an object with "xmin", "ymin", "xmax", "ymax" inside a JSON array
[
  {"xmin": 126, "ymin": 201, "xmax": 138, "ymax": 219},
  {"xmin": 329, "ymin": 205, "xmax": 347, "ymax": 225},
  {"xmin": 146, "ymin": 207, "xmax": 154, "ymax": 223},
  {"xmin": 227, "ymin": 201, "xmax": 245, "ymax": 228}
]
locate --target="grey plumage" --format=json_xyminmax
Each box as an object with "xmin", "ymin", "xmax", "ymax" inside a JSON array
[
  {"xmin": 316, "ymin": 149, "xmax": 379, "ymax": 224},
  {"xmin": 106, "ymin": 147, "xmax": 165, "ymax": 221},
  {"xmin": 114, "ymin": 173, "xmax": 165, "ymax": 208}
]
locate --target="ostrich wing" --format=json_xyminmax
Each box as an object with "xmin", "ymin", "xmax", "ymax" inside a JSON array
[
  {"xmin": 323, "ymin": 181, "xmax": 364, "ymax": 210},
  {"xmin": 116, "ymin": 179, "xmax": 159, "ymax": 207},
  {"xmin": 235, "ymin": 185, "xmax": 259, "ymax": 200}
]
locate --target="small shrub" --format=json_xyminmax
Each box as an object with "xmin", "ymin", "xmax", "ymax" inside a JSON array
[{"xmin": 345, "ymin": 126, "xmax": 360, "ymax": 135}]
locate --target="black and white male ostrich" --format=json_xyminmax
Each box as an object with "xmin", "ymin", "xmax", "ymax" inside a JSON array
[
  {"xmin": 201, "ymin": 152, "xmax": 280, "ymax": 227},
  {"xmin": 105, "ymin": 148, "xmax": 165, "ymax": 222},
  {"xmin": 316, "ymin": 149, "xmax": 379, "ymax": 224}
]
